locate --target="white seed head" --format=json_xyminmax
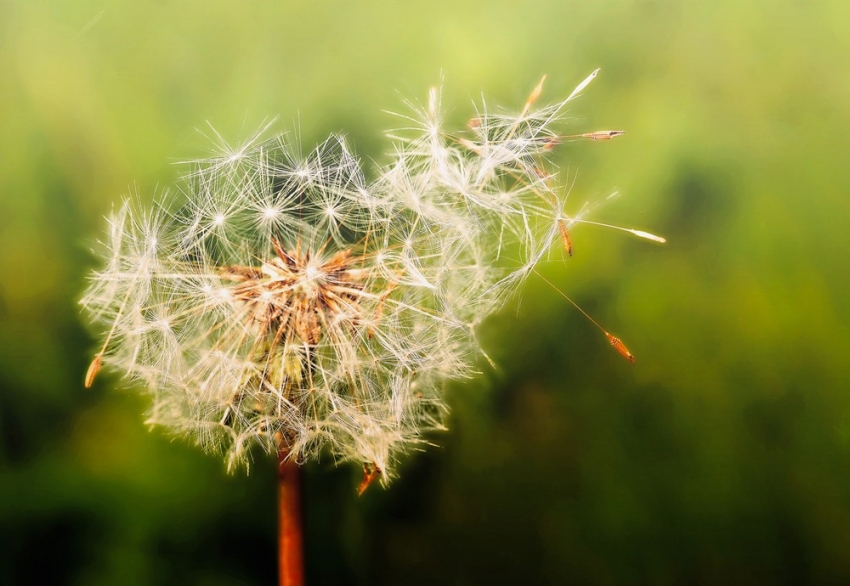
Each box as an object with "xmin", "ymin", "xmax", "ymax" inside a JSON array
[{"xmin": 80, "ymin": 73, "xmax": 653, "ymax": 480}]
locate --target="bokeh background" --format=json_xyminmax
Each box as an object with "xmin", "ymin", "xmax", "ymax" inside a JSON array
[{"xmin": 2, "ymin": 0, "xmax": 850, "ymax": 584}]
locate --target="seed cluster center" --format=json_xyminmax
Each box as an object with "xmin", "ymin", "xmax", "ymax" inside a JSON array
[{"xmin": 222, "ymin": 240, "xmax": 369, "ymax": 346}]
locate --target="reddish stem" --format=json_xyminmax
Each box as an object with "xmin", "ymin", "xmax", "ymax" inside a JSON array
[{"xmin": 278, "ymin": 450, "xmax": 304, "ymax": 586}]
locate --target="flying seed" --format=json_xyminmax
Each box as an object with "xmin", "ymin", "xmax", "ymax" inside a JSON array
[
  {"xmin": 629, "ymin": 230, "xmax": 666, "ymax": 244},
  {"xmin": 582, "ymin": 130, "xmax": 624, "ymax": 141},
  {"xmin": 543, "ymin": 137, "xmax": 560, "ymax": 151},
  {"xmin": 558, "ymin": 219, "xmax": 573, "ymax": 257},
  {"xmin": 534, "ymin": 268, "xmax": 638, "ymax": 365},
  {"xmin": 560, "ymin": 217, "xmax": 666, "ymax": 244},
  {"xmin": 84, "ymin": 353, "xmax": 103, "ymax": 388},
  {"xmin": 606, "ymin": 333, "xmax": 636, "ymax": 363},
  {"xmin": 566, "ymin": 68, "xmax": 600, "ymax": 102},
  {"xmin": 565, "ymin": 130, "xmax": 625, "ymax": 141},
  {"xmin": 522, "ymin": 75, "xmax": 547, "ymax": 117}
]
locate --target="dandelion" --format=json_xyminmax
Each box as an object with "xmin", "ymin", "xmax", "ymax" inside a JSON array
[{"xmin": 80, "ymin": 71, "xmax": 663, "ymax": 584}]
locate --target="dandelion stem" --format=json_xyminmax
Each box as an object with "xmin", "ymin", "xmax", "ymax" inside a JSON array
[{"xmin": 277, "ymin": 450, "xmax": 304, "ymax": 586}]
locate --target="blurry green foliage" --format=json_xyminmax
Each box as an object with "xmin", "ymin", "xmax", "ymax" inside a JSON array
[{"xmin": 1, "ymin": 0, "xmax": 850, "ymax": 584}]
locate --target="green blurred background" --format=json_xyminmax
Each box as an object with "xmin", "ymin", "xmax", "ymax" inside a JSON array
[{"xmin": 2, "ymin": 0, "xmax": 850, "ymax": 584}]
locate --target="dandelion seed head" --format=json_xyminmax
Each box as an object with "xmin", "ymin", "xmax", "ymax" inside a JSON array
[{"xmin": 80, "ymin": 72, "xmax": 660, "ymax": 481}]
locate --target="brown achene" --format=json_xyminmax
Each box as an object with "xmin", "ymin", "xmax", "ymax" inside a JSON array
[
  {"xmin": 215, "ymin": 237, "xmax": 399, "ymax": 432},
  {"xmin": 221, "ymin": 239, "xmax": 381, "ymax": 347}
]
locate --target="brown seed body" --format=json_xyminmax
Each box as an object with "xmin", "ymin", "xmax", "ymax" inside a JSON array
[
  {"xmin": 558, "ymin": 219, "xmax": 573, "ymax": 257},
  {"xmin": 606, "ymin": 333, "xmax": 636, "ymax": 363},
  {"xmin": 84, "ymin": 354, "xmax": 103, "ymax": 388},
  {"xmin": 578, "ymin": 130, "xmax": 625, "ymax": 141},
  {"xmin": 357, "ymin": 463, "xmax": 382, "ymax": 496},
  {"xmin": 221, "ymin": 242, "xmax": 377, "ymax": 347}
]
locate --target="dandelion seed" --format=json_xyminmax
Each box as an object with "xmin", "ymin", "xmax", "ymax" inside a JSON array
[
  {"xmin": 84, "ymin": 354, "xmax": 102, "ymax": 388},
  {"xmin": 357, "ymin": 463, "xmax": 382, "ymax": 496},
  {"xmin": 606, "ymin": 333, "xmax": 636, "ymax": 363},
  {"xmin": 521, "ymin": 75, "xmax": 547, "ymax": 118},
  {"xmin": 543, "ymin": 137, "xmax": 560, "ymax": 151},
  {"xmin": 558, "ymin": 219, "xmax": 573, "ymax": 257},
  {"xmin": 564, "ymin": 130, "xmax": 626, "ymax": 141},
  {"xmin": 533, "ymin": 269, "xmax": 638, "ymax": 364},
  {"xmin": 630, "ymin": 229, "xmax": 667, "ymax": 243},
  {"xmin": 562, "ymin": 216, "xmax": 667, "ymax": 243},
  {"xmin": 566, "ymin": 68, "xmax": 600, "ymax": 102}
]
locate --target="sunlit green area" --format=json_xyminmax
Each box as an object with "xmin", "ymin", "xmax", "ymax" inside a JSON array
[{"xmin": 2, "ymin": 1, "xmax": 850, "ymax": 584}]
